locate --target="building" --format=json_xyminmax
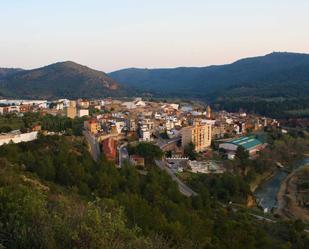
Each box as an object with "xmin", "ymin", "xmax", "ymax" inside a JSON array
[
  {"xmin": 101, "ymin": 137, "xmax": 117, "ymax": 161},
  {"xmin": 219, "ymin": 136, "xmax": 265, "ymax": 159},
  {"xmin": 85, "ymin": 119, "xmax": 99, "ymax": 134},
  {"xmin": 130, "ymin": 155, "xmax": 145, "ymax": 167},
  {"xmin": 206, "ymin": 105, "xmax": 212, "ymax": 119},
  {"xmin": 127, "ymin": 118, "xmax": 137, "ymax": 132},
  {"xmin": 0, "ymin": 130, "xmax": 38, "ymax": 146},
  {"xmin": 78, "ymin": 109, "xmax": 89, "ymax": 117},
  {"xmin": 77, "ymin": 99, "xmax": 90, "ymax": 109},
  {"xmin": 19, "ymin": 104, "xmax": 31, "ymax": 113},
  {"xmin": 181, "ymin": 124, "xmax": 212, "ymax": 152},
  {"xmin": 188, "ymin": 160, "xmax": 224, "ymax": 174},
  {"xmin": 66, "ymin": 101, "xmax": 77, "ymax": 119},
  {"xmin": 32, "ymin": 124, "xmax": 42, "ymax": 131},
  {"xmin": 140, "ymin": 129, "xmax": 151, "ymax": 142}
]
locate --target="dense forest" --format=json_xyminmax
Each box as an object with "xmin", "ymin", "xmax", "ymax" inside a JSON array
[
  {"xmin": 0, "ymin": 134, "xmax": 308, "ymax": 249},
  {"xmin": 109, "ymin": 52, "xmax": 309, "ymax": 118}
]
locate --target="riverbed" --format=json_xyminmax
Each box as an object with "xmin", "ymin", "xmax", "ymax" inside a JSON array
[{"xmin": 254, "ymin": 157, "xmax": 309, "ymax": 211}]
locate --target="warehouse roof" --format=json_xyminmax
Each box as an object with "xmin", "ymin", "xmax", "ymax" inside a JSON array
[{"xmin": 227, "ymin": 136, "xmax": 263, "ymax": 150}]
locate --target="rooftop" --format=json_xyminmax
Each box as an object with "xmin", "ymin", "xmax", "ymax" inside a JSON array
[{"xmin": 228, "ymin": 136, "xmax": 263, "ymax": 150}]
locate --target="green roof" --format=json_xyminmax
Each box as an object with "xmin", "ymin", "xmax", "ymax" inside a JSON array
[{"xmin": 228, "ymin": 136, "xmax": 263, "ymax": 150}]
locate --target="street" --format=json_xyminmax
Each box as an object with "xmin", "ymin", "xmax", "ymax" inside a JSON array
[
  {"xmin": 118, "ymin": 143, "xmax": 129, "ymax": 167},
  {"xmin": 155, "ymin": 159, "xmax": 197, "ymax": 197}
]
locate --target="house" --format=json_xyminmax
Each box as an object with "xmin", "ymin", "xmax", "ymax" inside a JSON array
[
  {"xmin": 32, "ymin": 124, "xmax": 42, "ymax": 131},
  {"xmin": 134, "ymin": 98, "xmax": 146, "ymax": 107},
  {"xmin": 77, "ymin": 99, "xmax": 90, "ymax": 109},
  {"xmin": 122, "ymin": 102, "xmax": 137, "ymax": 110},
  {"xmin": 101, "ymin": 137, "xmax": 117, "ymax": 161},
  {"xmin": 130, "ymin": 155, "xmax": 145, "ymax": 167},
  {"xmin": 78, "ymin": 109, "xmax": 89, "ymax": 117},
  {"xmin": 85, "ymin": 119, "xmax": 100, "ymax": 134},
  {"xmin": 19, "ymin": 104, "xmax": 31, "ymax": 113},
  {"xmin": 140, "ymin": 129, "xmax": 152, "ymax": 142}
]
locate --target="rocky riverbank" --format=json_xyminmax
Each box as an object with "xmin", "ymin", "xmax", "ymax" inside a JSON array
[{"xmin": 275, "ymin": 166, "xmax": 309, "ymax": 222}]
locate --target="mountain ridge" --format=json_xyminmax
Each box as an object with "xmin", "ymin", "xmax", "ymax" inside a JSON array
[
  {"xmin": 0, "ymin": 61, "xmax": 122, "ymax": 99},
  {"xmin": 109, "ymin": 51, "xmax": 309, "ymax": 98}
]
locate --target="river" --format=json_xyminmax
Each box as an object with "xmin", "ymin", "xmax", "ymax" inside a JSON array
[{"xmin": 254, "ymin": 157, "xmax": 309, "ymax": 211}]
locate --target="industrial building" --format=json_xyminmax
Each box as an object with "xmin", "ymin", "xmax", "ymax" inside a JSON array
[{"xmin": 219, "ymin": 136, "xmax": 264, "ymax": 159}]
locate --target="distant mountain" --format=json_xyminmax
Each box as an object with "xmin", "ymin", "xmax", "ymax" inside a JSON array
[
  {"xmin": 2, "ymin": 52, "xmax": 309, "ymax": 117},
  {"xmin": 0, "ymin": 61, "xmax": 123, "ymax": 99},
  {"xmin": 109, "ymin": 52, "xmax": 309, "ymax": 117},
  {"xmin": 0, "ymin": 68, "xmax": 24, "ymax": 79},
  {"xmin": 109, "ymin": 52, "xmax": 309, "ymax": 100}
]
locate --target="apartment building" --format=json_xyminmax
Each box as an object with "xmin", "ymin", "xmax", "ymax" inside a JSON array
[
  {"xmin": 181, "ymin": 124, "xmax": 212, "ymax": 152},
  {"xmin": 66, "ymin": 101, "xmax": 77, "ymax": 119}
]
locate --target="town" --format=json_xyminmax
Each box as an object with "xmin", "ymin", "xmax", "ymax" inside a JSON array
[{"xmin": 0, "ymin": 97, "xmax": 280, "ymax": 175}]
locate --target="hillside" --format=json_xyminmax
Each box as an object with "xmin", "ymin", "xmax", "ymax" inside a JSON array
[
  {"xmin": 109, "ymin": 52, "xmax": 309, "ymax": 116},
  {"xmin": 109, "ymin": 52, "xmax": 309, "ymax": 99},
  {"xmin": 0, "ymin": 133, "xmax": 308, "ymax": 249},
  {"xmin": 0, "ymin": 68, "xmax": 24, "ymax": 79},
  {"xmin": 0, "ymin": 61, "xmax": 124, "ymax": 99}
]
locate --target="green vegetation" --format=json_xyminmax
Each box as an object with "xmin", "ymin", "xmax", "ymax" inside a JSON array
[
  {"xmin": 188, "ymin": 173, "xmax": 250, "ymax": 203},
  {"xmin": 0, "ymin": 136, "xmax": 308, "ymax": 248},
  {"xmin": 110, "ymin": 52, "xmax": 309, "ymax": 117},
  {"xmin": 0, "ymin": 61, "xmax": 123, "ymax": 99},
  {"xmin": 128, "ymin": 142, "xmax": 163, "ymax": 164},
  {"xmin": 215, "ymin": 97, "xmax": 309, "ymax": 118},
  {"xmin": 184, "ymin": 142, "xmax": 197, "ymax": 160},
  {"xmin": 0, "ymin": 159, "xmax": 156, "ymax": 249},
  {"xmin": 0, "ymin": 113, "xmax": 86, "ymax": 135},
  {"xmin": 187, "ymin": 133, "xmax": 309, "ymax": 204}
]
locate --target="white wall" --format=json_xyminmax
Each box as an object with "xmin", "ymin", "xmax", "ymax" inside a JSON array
[{"xmin": 0, "ymin": 131, "xmax": 38, "ymax": 146}]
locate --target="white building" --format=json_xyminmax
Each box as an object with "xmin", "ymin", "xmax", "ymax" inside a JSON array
[
  {"xmin": 0, "ymin": 130, "xmax": 38, "ymax": 146},
  {"xmin": 165, "ymin": 120, "xmax": 175, "ymax": 131},
  {"xmin": 188, "ymin": 160, "xmax": 224, "ymax": 174},
  {"xmin": 78, "ymin": 109, "xmax": 89, "ymax": 117},
  {"xmin": 139, "ymin": 129, "xmax": 152, "ymax": 142},
  {"xmin": 122, "ymin": 102, "xmax": 136, "ymax": 109}
]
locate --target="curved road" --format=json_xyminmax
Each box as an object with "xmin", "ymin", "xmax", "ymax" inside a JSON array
[{"xmin": 155, "ymin": 159, "xmax": 197, "ymax": 197}]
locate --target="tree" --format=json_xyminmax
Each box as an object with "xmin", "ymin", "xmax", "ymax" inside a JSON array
[
  {"xmin": 184, "ymin": 142, "xmax": 197, "ymax": 160},
  {"xmin": 129, "ymin": 143, "xmax": 163, "ymax": 164},
  {"xmin": 235, "ymin": 146, "xmax": 249, "ymax": 162}
]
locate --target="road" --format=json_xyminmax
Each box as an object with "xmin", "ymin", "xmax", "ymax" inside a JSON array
[
  {"xmin": 155, "ymin": 159, "xmax": 197, "ymax": 197},
  {"xmin": 155, "ymin": 138, "xmax": 197, "ymax": 197},
  {"xmin": 83, "ymin": 130, "xmax": 100, "ymax": 162},
  {"xmin": 156, "ymin": 137, "xmax": 181, "ymax": 151},
  {"xmin": 118, "ymin": 143, "xmax": 129, "ymax": 167}
]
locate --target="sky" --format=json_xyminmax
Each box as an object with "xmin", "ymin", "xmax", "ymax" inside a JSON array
[{"xmin": 1, "ymin": 0, "xmax": 309, "ymax": 72}]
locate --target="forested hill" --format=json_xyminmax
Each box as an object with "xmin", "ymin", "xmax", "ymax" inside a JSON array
[
  {"xmin": 109, "ymin": 52, "xmax": 309, "ymax": 116},
  {"xmin": 0, "ymin": 68, "xmax": 24, "ymax": 79},
  {"xmin": 0, "ymin": 112, "xmax": 308, "ymax": 248},
  {"xmin": 109, "ymin": 52, "xmax": 309, "ymax": 98},
  {"xmin": 0, "ymin": 61, "xmax": 127, "ymax": 99}
]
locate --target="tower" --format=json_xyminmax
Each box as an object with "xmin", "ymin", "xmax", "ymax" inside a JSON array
[{"xmin": 206, "ymin": 105, "xmax": 212, "ymax": 119}]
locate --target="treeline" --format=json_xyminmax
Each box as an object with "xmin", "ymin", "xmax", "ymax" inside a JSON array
[
  {"xmin": 214, "ymin": 97, "xmax": 309, "ymax": 118},
  {"xmin": 0, "ymin": 113, "xmax": 86, "ymax": 135},
  {"xmin": 0, "ymin": 136, "xmax": 308, "ymax": 248}
]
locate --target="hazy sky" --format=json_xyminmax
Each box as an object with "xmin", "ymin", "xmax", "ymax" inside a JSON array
[{"xmin": 1, "ymin": 0, "xmax": 309, "ymax": 72}]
